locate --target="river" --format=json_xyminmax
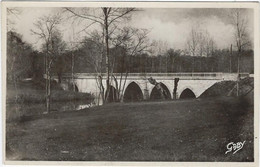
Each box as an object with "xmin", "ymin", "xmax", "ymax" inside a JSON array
[{"xmin": 6, "ymin": 98, "xmax": 100, "ymax": 122}]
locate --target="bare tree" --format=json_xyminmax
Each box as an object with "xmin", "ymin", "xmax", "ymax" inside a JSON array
[
  {"xmin": 186, "ymin": 27, "xmax": 216, "ymax": 72},
  {"xmin": 78, "ymin": 26, "xmax": 151, "ymax": 102},
  {"xmin": 67, "ymin": 25, "xmax": 81, "ymax": 92},
  {"xmin": 7, "ymin": 8, "xmax": 21, "ymax": 31},
  {"xmin": 65, "ymin": 7, "xmax": 136, "ymax": 103},
  {"xmin": 204, "ymin": 31, "xmax": 216, "ymax": 57},
  {"xmin": 230, "ymin": 9, "xmax": 251, "ymax": 96},
  {"xmin": 7, "ymin": 31, "xmax": 34, "ymax": 107},
  {"xmin": 151, "ymin": 40, "xmax": 169, "ymax": 56},
  {"xmin": 186, "ymin": 27, "xmax": 199, "ymax": 72},
  {"xmin": 150, "ymin": 40, "xmax": 169, "ymax": 72},
  {"xmin": 198, "ymin": 31, "xmax": 206, "ymax": 57},
  {"xmin": 31, "ymin": 13, "xmax": 65, "ymax": 113},
  {"xmin": 111, "ymin": 27, "xmax": 152, "ymax": 101},
  {"xmin": 78, "ymin": 31, "xmax": 106, "ymax": 103},
  {"xmin": 230, "ymin": 9, "xmax": 251, "ymax": 53},
  {"xmin": 187, "ymin": 28, "xmax": 216, "ymax": 57},
  {"xmin": 187, "ymin": 27, "xmax": 199, "ymax": 57}
]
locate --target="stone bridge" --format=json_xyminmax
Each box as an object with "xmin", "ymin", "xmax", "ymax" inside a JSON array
[{"xmin": 58, "ymin": 73, "xmax": 249, "ymax": 103}]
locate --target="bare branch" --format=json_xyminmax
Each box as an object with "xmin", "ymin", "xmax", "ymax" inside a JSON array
[{"xmin": 65, "ymin": 8, "xmax": 104, "ymax": 25}]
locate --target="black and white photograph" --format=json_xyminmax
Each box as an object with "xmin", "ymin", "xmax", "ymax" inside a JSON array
[{"xmin": 2, "ymin": 2, "xmax": 259, "ymax": 165}]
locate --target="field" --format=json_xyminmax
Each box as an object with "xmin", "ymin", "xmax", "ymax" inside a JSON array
[{"xmin": 6, "ymin": 96, "xmax": 254, "ymax": 161}]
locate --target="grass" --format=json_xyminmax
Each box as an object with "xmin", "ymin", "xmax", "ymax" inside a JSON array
[
  {"xmin": 200, "ymin": 77, "xmax": 254, "ymax": 98},
  {"xmin": 6, "ymin": 96, "xmax": 254, "ymax": 161}
]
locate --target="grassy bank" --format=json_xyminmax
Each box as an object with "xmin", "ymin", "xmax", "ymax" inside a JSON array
[
  {"xmin": 6, "ymin": 97, "xmax": 253, "ymax": 161},
  {"xmin": 200, "ymin": 77, "xmax": 254, "ymax": 98}
]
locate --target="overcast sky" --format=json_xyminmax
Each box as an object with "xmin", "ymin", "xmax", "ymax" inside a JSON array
[{"xmin": 8, "ymin": 7, "xmax": 254, "ymax": 51}]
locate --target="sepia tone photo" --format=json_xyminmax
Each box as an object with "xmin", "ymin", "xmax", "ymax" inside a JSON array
[{"xmin": 2, "ymin": 2, "xmax": 259, "ymax": 165}]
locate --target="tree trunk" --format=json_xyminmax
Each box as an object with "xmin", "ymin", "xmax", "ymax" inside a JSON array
[
  {"xmin": 166, "ymin": 55, "xmax": 168, "ymax": 73},
  {"xmin": 173, "ymin": 78, "xmax": 179, "ymax": 99},
  {"xmin": 45, "ymin": 54, "xmax": 49, "ymax": 114},
  {"xmin": 103, "ymin": 8, "xmax": 110, "ymax": 103},
  {"xmin": 192, "ymin": 56, "xmax": 195, "ymax": 72},
  {"xmin": 98, "ymin": 75, "xmax": 105, "ymax": 103},
  {"xmin": 230, "ymin": 44, "xmax": 232, "ymax": 73},
  {"xmin": 237, "ymin": 51, "xmax": 240, "ymax": 96},
  {"xmin": 72, "ymin": 52, "xmax": 75, "ymax": 91},
  {"xmin": 47, "ymin": 69, "xmax": 51, "ymax": 113},
  {"xmin": 45, "ymin": 68, "xmax": 50, "ymax": 114},
  {"xmin": 120, "ymin": 71, "xmax": 128, "ymax": 101}
]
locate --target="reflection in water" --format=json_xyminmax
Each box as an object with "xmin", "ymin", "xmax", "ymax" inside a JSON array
[
  {"xmin": 77, "ymin": 104, "xmax": 92, "ymax": 110},
  {"xmin": 76, "ymin": 97, "xmax": 101, "ymax": 110},
  {"xmin": 6, "ymin": 97, "xmax": 101, "ymax": 122}
]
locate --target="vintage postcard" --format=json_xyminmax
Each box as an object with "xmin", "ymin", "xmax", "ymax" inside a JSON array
[{"xmin": 1, "ymin": 1, "xmax": 259, "ymax": 166}]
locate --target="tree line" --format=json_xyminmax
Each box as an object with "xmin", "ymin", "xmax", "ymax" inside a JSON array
[
  {"xmin": 8, "ymin": 31, "xmax": 253, "ymax": 84},
  {"xmin": 7, "ymin": 7, "xmax": 253, "ymax": 108},
  {"xmin": 52, "ymin": 45, "xmax": 253, "ymax": 75}
]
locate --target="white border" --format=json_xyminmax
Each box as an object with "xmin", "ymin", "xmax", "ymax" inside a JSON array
[{"xmin": 1, "ymin": 1, "xmax": 259, "ymax": 167}]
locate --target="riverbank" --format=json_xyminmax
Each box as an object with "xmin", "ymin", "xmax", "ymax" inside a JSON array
[
  {"xmin": 6, "ymin": 79, "xmax": 94, "ymax": 122},
  {"xmin": 7, "ymin": 79, "xmax": 93, "ymax": 104},
  {"xmin": 6, "ymin": 96, "xmax": 253, "ymax": 161}
]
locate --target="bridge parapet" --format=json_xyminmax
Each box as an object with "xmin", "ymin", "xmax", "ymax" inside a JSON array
[
  {"xmin": 222, "ymin": 73, "xmax": 250, "ymax": 81},
  {"xmin": 59, "ymin": 72, "xmax": 250, "ymax": 81}
]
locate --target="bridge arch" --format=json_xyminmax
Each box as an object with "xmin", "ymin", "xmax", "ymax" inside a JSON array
[
  {"xmin": 179, "ymin": 87, "xmax": 196, "ymax": 99},
  {"xmin": 123, "ymin": 82, "xmax": 144, "ymax": 102},
  {"xmin": 150, "ymin": 82, "xmax": 171, "ymax": 100}
]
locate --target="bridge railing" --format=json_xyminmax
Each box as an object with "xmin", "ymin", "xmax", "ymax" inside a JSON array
[
  {"xmin": 60, "ymin": 72, "xmax": 221, "ymax": 77},
  {"xmin": 58, "ymin": 72, "xmax": 250, "ymax": 80},
  {"xmin": 124, "ymin": 73, "xmax": 224, "ymax": 80},
  {"xmin": 239, "ymin": 73, "xmax": 250, "ymax": 78}
]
